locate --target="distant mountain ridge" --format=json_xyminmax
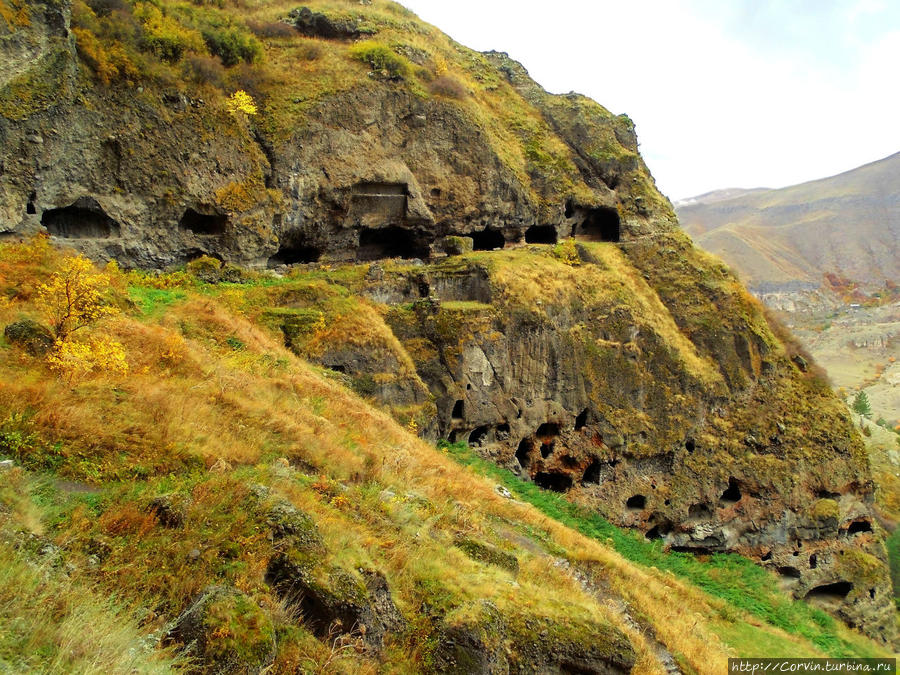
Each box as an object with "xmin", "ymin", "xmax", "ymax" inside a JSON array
[{"xmin": 676, "ymin": 152, "xmax": 900, "ymax": 291}]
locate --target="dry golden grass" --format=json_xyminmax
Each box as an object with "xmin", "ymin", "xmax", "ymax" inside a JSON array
[{"xmin": 0, "ymin": 243, "xmax": 891, "ymax": 671}]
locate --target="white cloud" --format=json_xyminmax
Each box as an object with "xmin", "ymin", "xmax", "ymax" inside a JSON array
[{"xmin": 399, "ymin": 0, "xmax": 900, "ymax": 200}]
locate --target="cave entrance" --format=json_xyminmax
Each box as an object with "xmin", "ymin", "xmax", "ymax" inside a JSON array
[
  {"xmin": 471, "ymin": 228, "xmax": 505, "ymax": 251},
  {"xmin": 524, "ymin": 225, "xmax": 557, "ymax": 244},
  {"xmin": 451, "ymin": 400, "xmax": 464, "ymax": 420},
  {"xmin": 468, "ymin": 426, "xmax": 489, "ymax": 447},
  {"xmin": 582, "ymin": 459, "xmax": 602, "ymax": 484},
  {"xmin": 806, "ymin": 581, "xmax": 853, "ymax": 602},
  {"xmin": 180, "ymin": 208, "xmax": 227, "ymax": 235},
  {"xmin": 515, "ymin": 438, "xmax": 533, "ymax": 468},
  {"xmin": 626, "ymin": 494, "xmax": 646, "ymax": 511},
  {"xmin": 574, "ymin": 408, "xmax": 589, "ymax": 431},
  {"xmin": 845, "ymin": 520, "xmax": 872, "ymax": 535},
  {"xmin": 268, "ymin": 233, "xmax": 321, "ymax": 266},
  {"xmin": 41, "ymin": 198, "xmax": 120, "ymax": 238},
  {"xmin": 534, "ymin": 472, "xmax": 573, "ymax": 493},
  {"xmin": 357, "ymin": 226, "xmax": 429, "ymax": 261},
  {"xmin": 719, "ymin": 477, "xmax": 742, "ymax": 504},
  {"xmin": 575, "ymin": 207, "xmax": 620, "ymax": 242}
]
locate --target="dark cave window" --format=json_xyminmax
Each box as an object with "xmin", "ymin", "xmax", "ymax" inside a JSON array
[
  {"xmin": 468, "ymin": 426, "xmax": 489, "ymax": 447},
  {"xmin": 574, "ymin": 408, "xmax": 589, "ymax": 431},
  {"xmin": 719, "ymin": 477, "xmax": 742, "ymax": 504},
  {"xmin": 515, "ymin": 438, "xmax": 533, "ymax": 468},
  {"xmin": 582, "ymin": 459, "xmax": 602, "ymax": 484},
  {"xmin": 626, "ymin": 494, "xmax": 646, "ymax": 510},
  {"xmin": 685, "ymin": 438, "xmax": 695, "ymax": 453},
  {"xmin": 42, "ymin": 199, "xmax": 120, "ymax": 238},
  {"xmin": 534, "ymin": 472, "xmax": 573, "ymax": 493},
  {"xmin": 575, "ymin": 206, "xmax": 620, "ymax": 242},
  {"xmin": 524, "ymin": 224, "xmax": 557, "ymax": 244},
  {"xmin": 451, "ymin": 400, "xmax": 464, "ymax": 420},
  {"xmin": 268, "ymin": 233, "xmax": 321, "ymax": 265},
  {"xmin": 471, "ymin": 228, "xmax": 505, "ymax": 251},
  {"xmin": 357, "ymin": 226, "xmax": 429, "ymax": 261},
  {"xmin": 809, "ymin": 554, "xmax": 817, "ymax": 569},
  {"xmin": 845, "ymin": 520, "xmax": 872, "ymax": 535},
  {"xmin": 180, "ymin": 208, "xmax": 227, "ymax": 235},
  {"xmin": 777, "ymin": 566, "xmax": 801, "ymax": 579},
  {"xmin": 805, "ymin": 581, "xmax": 852, "ymax": 599}
]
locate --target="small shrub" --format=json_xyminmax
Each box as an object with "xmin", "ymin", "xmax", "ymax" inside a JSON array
[
  {"xmin": 135, "ymin": 2, "xmax": 205, "ymax": 62},
  {"xmin": 185, "ymin": 53, "xmax": 225, "ymax": 86},
  {"xmin": 348, "ymin": 40, "xmax": 410, "ymax": 80},
  {"xmin": 73, "ymin": 27, "xmax": 139, "ymax": 84},
  {"xmin": 246, "ymin": 19, "xmax": 293, "ymax": 39},
  {"xmin": 427, "ymin": 74, "xmax": 466, "ymax": 99},
  {"xmin": 202, "ymin": 24, "xmax": 261, "ymax": 67}
]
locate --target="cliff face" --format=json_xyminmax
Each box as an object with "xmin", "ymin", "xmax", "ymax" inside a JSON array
[{"xmin": 1, "ymin": 0, "xmax": 895, "ymax": 643}]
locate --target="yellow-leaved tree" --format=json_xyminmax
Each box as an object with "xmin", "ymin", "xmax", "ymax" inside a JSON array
[
  {"xmin": 37, "ymin": 256, "xmax": 128, "ymax": 381},
  {"xmin": 226, "ymin": 90, "xmax": 257, "ymax": 116}
]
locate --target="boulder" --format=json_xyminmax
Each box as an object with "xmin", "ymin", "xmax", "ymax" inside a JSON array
[
  {"xmin": 165, "ymin": 585, "xmax": 275, "ymax": 674},
  {"xmin": 4, "ymin": 320, "xmax": 54, "ymax": 355},
  {"xmin": 264, "ymin": 553, "xmax": 402, "ymax": 650},
  {"xmin": 286, "ymin": 7, "xmax": 367, "ymax": 40}
]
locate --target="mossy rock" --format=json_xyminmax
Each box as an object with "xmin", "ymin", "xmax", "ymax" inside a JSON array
[
  {"xmin": 265, "ymin": 554, "xmax": 402, "ymax": 650},
  {"xmin": 4, "ymin": 320, "xmax": 54, "ymax": 356},
  {"xmin": 811, "ymin": 498, "xmax": 840, "ymax": 522},
  {"xmin": 165, "ymin": 585, "xmax": 275, "ymax": 674},
  {"xmin": 430, "ymin": 601, "xmax": 509, "ymax": 675},
  {"xmin": 455, "ymin": 536, "xmax": 518, "ymax": 574},
  {"xmin": 262, "ymin": 499, "xmax": 322, "ymax": 550},
  {"xmin": 441, "ymin": 236, "xmax": 474, "ymax": 256}
]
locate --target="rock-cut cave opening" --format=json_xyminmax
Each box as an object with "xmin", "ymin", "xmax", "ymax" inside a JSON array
[
  {"xmin": 582, "ymin": 459, "xmax": 602, "ymax": 484},
  {"xmin": 42, "ymin": 198, "xmax": 120, "ymax": 238},
  {"xmin": 534, "ymin": 471, "xmax": 573, "ymax": 493},
  {"xmin": 515, "ymin": 438, "xmax": 533, "ymax": 468},
  {"xmin": 268, "ymin": 233, "xmax": 321, "ymax": 266},
  {"xmin": 451, "ymin": 400, "xmax": 464, "ymax": 420},
  {"xmin": 719, "ymin": 477, "xmax": 742, "ymax": 504},
  {"xmin": 468, "ymin": 425, "xmax": 489, "ymax": 447},
  {"xmin": 626, "ymin": 494, "xmax": 646, "ymax": 510},
  {"xmin": 179, "ymin": 208, "xmax": 228, "ymax": 235},
  {"xmin": 524, "ymin": 225, "xmax": 557, "ymax": 245},
  {"xmin": 574, "ymin": 408, "xmax": 589, "ymax": 431},
  {"xmin": 575, "ymin": 206, "xmax": 620, "ymax": 243},
  {"xmin": 845, "ymin": 520, "xmax": 873, "ymax": 535},
  {"xmin": 471, "ymin": 228, "xmax": 505, "ymax": 251},
  {"xmin": 805, "ymin": 581, "xmax": 853, "ymax": 600},
  {"xmin": 357, "ymin": 226, "xmax": 430, "ymax": 261}
]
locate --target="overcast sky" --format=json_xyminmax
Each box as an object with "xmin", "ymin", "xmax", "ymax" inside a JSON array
[{"xmin": 399, "ymin": 0, "xmax": 900, "ymax": 201}]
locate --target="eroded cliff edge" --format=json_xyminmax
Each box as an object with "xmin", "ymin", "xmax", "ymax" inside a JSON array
[{"xmin": 0, "ymin": 0, "xmax": 895, "ymax": 641}]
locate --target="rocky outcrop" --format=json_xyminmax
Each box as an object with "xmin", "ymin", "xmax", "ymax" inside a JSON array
[
  {"xmin": 165, "ymin": 585, "xmax": 276, "ymax": 674},
  {"xmin": 4, "ymin": 319, "xmax": 54, "ymax": 355},
  {"xmin": 265, "ymin": 553, "xmax": 404, "ymax": 650}
]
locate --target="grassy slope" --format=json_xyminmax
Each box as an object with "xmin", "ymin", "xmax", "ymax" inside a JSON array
[{"xmin": 0, "ymin": 240, "xmax": 892, "ymax": 672}]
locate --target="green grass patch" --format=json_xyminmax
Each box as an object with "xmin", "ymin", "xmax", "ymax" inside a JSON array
[
  {"xmin": 440, "ymin": 441, "xmax": 882, "ymax": 657},
  {"xmin": 127, "ymin": 285, "xmax": 188, "ymax": 317}
]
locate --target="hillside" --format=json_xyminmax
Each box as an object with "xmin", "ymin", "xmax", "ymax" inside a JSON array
[
  {"xmin": 0, "ymin": 0, "xmax": 897, "ymax": 669},
  {"xmin": 676, "ymin": 152, "xmax": 900, "ymax": 291}
]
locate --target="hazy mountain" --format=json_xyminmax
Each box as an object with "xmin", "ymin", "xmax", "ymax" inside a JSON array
[{"xmin": 676, "ymin": 152, "xmax": 900, "ymax": 290}]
